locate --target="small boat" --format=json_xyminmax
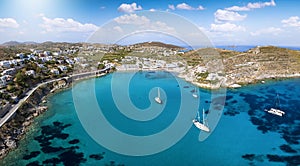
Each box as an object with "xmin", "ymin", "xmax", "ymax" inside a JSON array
[
  {"xmin": 192, "ymin": 87, "xmax": 198, "ymax": 98},
  {"xmin": 264, "ymin": 93, "xmax": 285, "ymax": 116},
  {"xmin": 193, "ymin": 109, "xmax": 210, "ymax": 132},
  {"xmin": 155, "ymin": 87, "xmax": 162, "ymax": 104}
]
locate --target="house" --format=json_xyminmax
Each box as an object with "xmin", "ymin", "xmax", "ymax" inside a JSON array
[
  {"xmin": 9, "ymin": 60, "xmax": 18, "ymax": 66},
  {"xmin": 1, "ymin": 68, "xmax": 16, "ymax": 75},
  {"xmin": 16, "ymin": 53, "xmax": 25, "ymax": 59},
  {"xmin": 37, "ymin": 64, "xmax": 45, "ymax": 68},
  {"xmin": 44, "ymin": 51, "xmax": 51, "ymax": 56},
  {"xmin": 50, "ymin": 68, "xmax": 60, "ymax": 75},
  {"xmin": 0, "ymin": 76, "xmax": 7, "ymax": 87},
  {"xmin": 58, "ymin": 65, "xmax": 67, "ymax": 71},
  {"xmin": 0, "ymin": 61, "xmax": 11, "ymax": 68},
  {"xmin": 25, "ymin": 70, "xmax": 35, "ymax": 76},
  {"xmin": 52, "ymin": 52, "xmax": 60, "ymax": 56},
  {"xmin": 74, "ymin": 57, "xmax": 81, "ymax": 63},
  {"xmin": 66, "ymin": 59, "xmax": 74, "ymax": 65}
]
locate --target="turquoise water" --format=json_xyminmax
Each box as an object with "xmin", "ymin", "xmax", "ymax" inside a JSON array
[{"xmin": 1, "ymin": 71, "xmax": 299, "ymax": 166}]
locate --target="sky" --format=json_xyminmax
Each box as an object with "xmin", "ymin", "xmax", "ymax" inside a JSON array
[{"xmin": 0, "ymin": 0, "xmax": 300, "ymax": 46}]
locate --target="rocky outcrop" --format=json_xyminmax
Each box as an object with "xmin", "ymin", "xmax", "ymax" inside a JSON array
[{"xmin": 0, "ymin": 83, "xmax": 53, "ymax": 159}]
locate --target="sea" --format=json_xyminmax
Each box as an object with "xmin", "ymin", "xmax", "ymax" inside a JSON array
[
  {"xmin": 183, "ymin": 45, "xmax": 300, "ymax": 52},
  {"xmin": 0, "ymin": 71, "xmax": 299, "ymax": 166}
]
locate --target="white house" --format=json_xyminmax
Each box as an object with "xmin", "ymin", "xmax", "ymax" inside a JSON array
[
  {"xmin": 16, "ymin": 53, "xmax": 25, "ymax": 59},
  {"xmin": 1, "ymin": 68, "xmax": 16, "ymax": 75},
  {"xmin": 66, "ymin": 59, "xmax": 74, "ymax": 65},
  {"xmin": 58, "ymin": 65, "xmax": 67, "ymax": 71},
  {"xmin": 0, "ymin": 61, "xmax": 11, "ymax": 68},
  {"xmin": 25, "ymin": 70, "xmax": 35, "ymax": 76},
  {"xmin": 0, "ymin": 76, "xmax": 7, "ymax": 87},
  {"xmin": 50, "ymin": 68, "xmax": 60, "ymax": 75}
]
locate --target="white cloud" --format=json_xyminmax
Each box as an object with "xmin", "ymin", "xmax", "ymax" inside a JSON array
[
  {"xmin": 113, "ymin": 26, "xmax": 123, "ymax": 33},
  {"xmin": 250, "ymin": 27, "xmax": 282, "ymax": 36},
  {"xmin": 282, "ymin": 16, "xmax": 300, "ymax": 28},
  {"xmin": 226, "ymin": 0, "xmax": 276, "ymax": 11},
  {"xmin": 210, "ymin": 23, "xmax": 246, "ymax": 32},
  {"xmin": 176, "ymin": 3, "xmax": 204, "ymax": 10},
  {"xmin": 40, "ymin": 16, "xmax": 98, "ymax": 33},
  {"xmin": 0, "ymin": 18, "xmax": 19, "ymax": 28},
  {"xmin": 114, "ymin": 14, "xmax": 150, "ymax": 25},
  {"xmin": 197, "ymin": 5, "xmax": 205, "ymax": 10},
  {"xmin": 113, "ymin": 14, "xmax": 176, "ymax": 34},
  {"xmin": 150, "ymin": 21, "xmax": 176, "ymax": 33},
  {"xmin": 225, "ymin": 6, "xmax": 250, "ymax": 11},
  {"xmin": 117, "ymin": 3, "xmax": 142, "ymax": 13},
  {"xmin": 149, "ymin": 8, "xmax": 156, "ymax": 12},
  {"xmin": 247, "ymin": 0, "xmax": 276, "ymax": 9},
  {"xmin": 214, "ymin": 9, "xmax": 247, "ymax": 22},
  {"xmin": 168, "ymin": 4, "xmax": 175, "ymax": 10}
]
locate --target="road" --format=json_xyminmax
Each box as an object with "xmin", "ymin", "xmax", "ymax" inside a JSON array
[{"xmin": 0, "ymin": 68, "xmax": 109, "ymax": 127}]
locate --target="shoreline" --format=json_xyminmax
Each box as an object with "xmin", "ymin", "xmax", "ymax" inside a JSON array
[
  {"xmin": 0, "ymin": 71, "xmax": 110, "ymax": 160},
  {"xmin": 0, "ymin": 69, "xmax": 299, "ymax": 160},
  {"xmin": 116, "ymin": 68, "xmax": 300, "ymax": 90}
]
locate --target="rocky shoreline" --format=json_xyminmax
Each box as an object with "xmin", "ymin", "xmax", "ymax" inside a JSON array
[
  {"xmin": 0, "ymin": 84, "xmax": 53, "ymax": 159},
  {"xmin": 0, "ymin": 71, "xmax": 111, "ymax": 160}
]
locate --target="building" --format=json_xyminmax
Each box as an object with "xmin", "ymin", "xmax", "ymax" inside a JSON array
[
  {"xmin": 1, "ymin": 68, "xmax": 16, "ymax": 76},
  {"xmin": 50, "ymin": 68, "xmax": 60, "ymax": 75},
  {"xmin": 58, "ymin": 65, "xmax": 67, "ymax": 71},
  {"xmin": 0, "ymin": 61, "xmax": 11, "ymax": 68},
  {"xmin": 25, "ymin": 70, "xmax": 35, "ymax": 76},
  {"xmin": 0, "ymin": 76, "xmax": 7, "ymax": 87}
]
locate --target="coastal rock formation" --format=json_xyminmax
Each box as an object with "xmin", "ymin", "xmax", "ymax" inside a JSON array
[
  {"xmin": 181, "ymin": 46, "xmax": 300, "ymax": 89},
  {"xmin": 0, "ymin": 83, "xmax": 53, "ymax": 159}
]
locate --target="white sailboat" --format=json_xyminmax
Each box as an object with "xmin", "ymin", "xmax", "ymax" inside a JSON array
[
  {"xmin": 264, "ymin": 93, "xmax": 285, "ymax": 116},
  {"xmin": 192, "ymin": 87, "xmax": 198, "ymax": 98},
  {"xmin": 155, "ymin": 87, "xmax": 162, "ymax": 104},
  {"xmin": 193, "ymin": 109, "xmax": 210, "ymax": 132}
]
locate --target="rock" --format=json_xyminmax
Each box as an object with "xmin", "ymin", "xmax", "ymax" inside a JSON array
[
  {"xmin": 23, "ymin": 121, "xmax": 31, "ymax": 127},
  {"xmin": 0, "ymin": 148, "xmax": 7, "ymax": 156},
  {"xmin": 4, "ymin": 139, "xmax": 17, "ymax": 149}
]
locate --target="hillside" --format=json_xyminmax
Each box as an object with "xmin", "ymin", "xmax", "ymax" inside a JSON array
[
  {"xmin": 131, "ymin": 41, "xmax": 183, "ymax": 49},
  {"xmin": 180, "ymin": 46, "xmax": 300, "ymax": 88}
]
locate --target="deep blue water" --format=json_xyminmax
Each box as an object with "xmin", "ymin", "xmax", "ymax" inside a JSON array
[
  {"xmin": 216, "ymin": 45, "xmax": 300, "ymax": 52},
  {"xmin": 1, "ymin": 72, "xmax": 299, "ymax": 166},
  {"xmin": 182, "ymin": 45, "xmax": 300, "ymax": 52}
]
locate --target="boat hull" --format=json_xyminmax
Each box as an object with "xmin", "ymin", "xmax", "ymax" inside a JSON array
[
  {"xmin": 155, "ymin": 97, "xmax": 162, "ymax": 104},
  {"xmin": 264, "ymin": 108, "xmax": 285, "ymax": 116},
  {"xmin": 193, "ymin": 120, "xmax": 210, "ymax": 132}
]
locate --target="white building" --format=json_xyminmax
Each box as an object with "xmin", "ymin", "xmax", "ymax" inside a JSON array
[
  {"xmin": 58, "ymin": 65, "xmax": 68, "ymax": 71},
  {"xmin": 1, "ymin": 68, "xmax": 16, "ymax": 75},
  {"xmin": 50, "ymin": 68, "xmax": 60, "ymax": 75},
  {"xmin": 0, "ymin": 76, "xmax": 7, "ymax": 87},
  {"xmin": 25, "ymin": 70, "xmax": 35, "ymax": 76},
  {"xmin": 66, "ymin": 59, "xmax": 74, "ymax": 65},
  {"xmin": 0, "ymin": 61, "xmax": 11, "ymax": 68}
]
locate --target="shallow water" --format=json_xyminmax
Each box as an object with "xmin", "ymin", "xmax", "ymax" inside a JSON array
[{"xmin": 1, "ymin": 72, "xmax": 299, "ymax": 166}]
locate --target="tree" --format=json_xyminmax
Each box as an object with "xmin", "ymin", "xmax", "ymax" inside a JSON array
[{"xmin": 98, "ymin": 63, "xmax": 105, "ymax": 70}]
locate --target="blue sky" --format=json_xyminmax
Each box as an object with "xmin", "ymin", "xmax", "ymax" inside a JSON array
[{"xmin": 0, "ymin": 0, "xmax": 299, "ymax": 46}]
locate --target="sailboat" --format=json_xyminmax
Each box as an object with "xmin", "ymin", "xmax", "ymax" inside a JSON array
[
  {"xmin": 264, "ymin": 93, "xmax": 285, "ymax": 116},
  {"xmin": 192, "ymin": 87, "xmax": 198, "ymax": 98},
  {"xmin": 155, "ymin": 87, "xmax": 162, "ymax": 104},
  {"xmin": 193, "ymin": 109, "xmax": 210, "ymax": 132}
]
